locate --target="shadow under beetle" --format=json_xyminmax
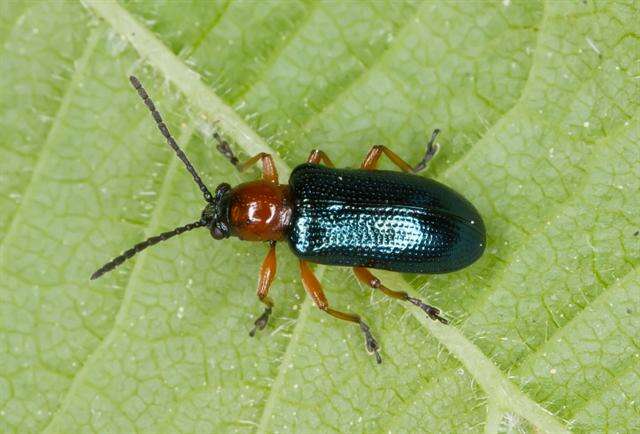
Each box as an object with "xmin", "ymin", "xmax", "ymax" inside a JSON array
[{"xmin": 92, "ymin": 76, "xmax": 486, "ymax": 364}]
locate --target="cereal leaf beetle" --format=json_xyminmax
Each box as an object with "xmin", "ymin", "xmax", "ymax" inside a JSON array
[{"xmin": 92, "ymin": 76, "xmax": 486, "ymax": 364}]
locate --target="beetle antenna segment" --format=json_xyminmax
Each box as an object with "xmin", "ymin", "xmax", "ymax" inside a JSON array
[
  {"xmin": 412, "ymin": 128, "xmax": 441, "ymax": 173},
  {"xmin": 90, "ymin": 219, "xmax": 206, "ymax": 280},
  {"xmin": 129, "ymin": 75, "xmax": 214, "ymax": 203}
]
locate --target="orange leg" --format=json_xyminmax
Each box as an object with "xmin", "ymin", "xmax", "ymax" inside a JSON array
[
  {"xmin": 214, "ymin": 132, "xmax": 279, "ymax": 183},
  {"xmin": 299, "ymin": 260, "xmax": 382, "ymax": 363},
  {"xmin": 237, "ymin": 153, "xmax": 278, "ymax": 183},
  {"xmin": 307, "ymin": 149, "xmax": 335, "ymax": 167},
  {"xmin": 353, "ymin": 267, "xmax": 448, "ymax": 324},
  {"xmin": 361, "ymin": 129, "xmax": 440, "ymax": 173},
  {"xmin": 250, "ymin": 241, "xmax": 277, "ymax": 336}
]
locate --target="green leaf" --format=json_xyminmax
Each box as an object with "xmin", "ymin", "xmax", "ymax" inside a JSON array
[{"xmin": 1, "ymin": 1, "xmax": 637, "ymax": 433}]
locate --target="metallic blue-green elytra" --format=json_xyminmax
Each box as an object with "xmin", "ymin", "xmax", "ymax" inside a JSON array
[{"xmin": 287, "ymin": 163, "xmax": 486, "ymax": 273}]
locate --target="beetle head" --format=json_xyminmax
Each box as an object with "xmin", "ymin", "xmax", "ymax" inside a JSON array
[
  {"xmin": 201, "ymin": 183, "xmax": 232, "ymax": 240},
  {"xmin": 91, "ymin": 76, "xmax": 244, "ymax": 281}
]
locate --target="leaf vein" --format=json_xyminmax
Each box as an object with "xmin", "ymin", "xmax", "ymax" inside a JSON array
[
  {"xmin": 186, "ymin": 0, "xmax": 232, "ymax": 56},
  {"xmin": 227, "ymin": 1, "xmax": 319, "ymax": 107},
  {"xmin": 42, "ymin": 125, "xmax": 196, "ymax": 433},
  {"xmin": 0, "ymin": 28, "xmax": 101, "ymax": 252},
  {"xmin": 379, "ymin": 272, "xmax": 571, "ymax": 434},
  {"xmin": 82, "ymin": 0, "xmax": 289, "ymax": 177},
  {"xmin": 255, "ymin": 295, "xmax": 315, "ymax": 434}
]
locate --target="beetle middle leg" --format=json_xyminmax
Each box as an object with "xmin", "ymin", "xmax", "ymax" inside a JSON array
[
  {"xmin": 214, "ymin": 132, "xmax": 279, "ymax": 183},
  {"xmin": 250, "ymin": 241, "xmax": 277, "ymax": 336},
  {"xmin": 306, "ymin": 149, "xmax": 335, "ymax": 167},
  {"xmin": 353, "ymin": 267, "xmax": 448, "ymax": 324},
  {"xmin": 361, "ymin": 129, "xmax": 440, "ymax": 173},
  {"xmin": 299, "ymin": 260, "xmax": 382, "ymax": 363}
]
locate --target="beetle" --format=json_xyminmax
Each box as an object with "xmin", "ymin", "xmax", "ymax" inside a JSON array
[{"xmin": 92, "ymin": 76, "xmax": 486, "ymax": 364}]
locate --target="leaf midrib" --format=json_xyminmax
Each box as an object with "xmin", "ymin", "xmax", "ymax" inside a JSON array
[
  {"xmin": 382, "ymin": 260, "xmax": 639, "ymax": 432},
  {"xmin": 75, "ymin": 5, "xmax": 310, "ymax": 432},
  {"xmin": 379, "ymin": 271, "xmax": 571, "ymax": 434}
]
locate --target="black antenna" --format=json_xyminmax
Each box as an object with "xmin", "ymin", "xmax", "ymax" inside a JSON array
[
  {"xmin": 129, "ymin": 75, "xmax": 214, "ymax": 203},
  {"xmin": 91, "ymin": 219, "xmax": 206, "ymax": 280}
]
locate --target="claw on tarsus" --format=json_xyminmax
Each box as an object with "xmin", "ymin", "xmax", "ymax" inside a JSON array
[
  {"xmin": 249, "ymin": 307, "xmax": 272, "ymax": 337},
  {"xmin": 359, "ymin": 321, "xmax": 382, "ymax": 364},
  {"xmin": 407, "ymin": 297, "xmax": 448, "ymax": 324}
]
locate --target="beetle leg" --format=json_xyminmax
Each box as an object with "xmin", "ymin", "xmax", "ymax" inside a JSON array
[
  {"xmin": 361, "ymin": 145, "xmax": 413, "ymax": 172},
  {"xmin": 250, "ymin": 241, "xmax": 277, "ymax": 336},
  {"xmin": 237, "ymin": 153, "xmax": 279, "ymax": 184},
  {"xmin": 299, "ymin": 260, "xmax": 382, "ymax": 363},
  {"xmin": 353, "ymin": 267, "xmax": 448, "ymax": 324},
  {"xmin": 412, "ymin": 129, "xmax": 441, "ymax": 173},
  {"xmin": 307, "ymin": 149, "xmax": 335, "ymax": 167},
  {"xmin": 360, "ymin": 129, "xmax": 440, "ymax": 173},
  {"xmin": 213, "ymin": 132, "xmax": 239, "ymax": 167},
  {"xmin": 213, "ymin": 132, "xmax": 279, "ymax": 183}
]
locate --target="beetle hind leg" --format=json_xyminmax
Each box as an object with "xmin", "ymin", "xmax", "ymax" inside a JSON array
[
  {"xmin": 323, "ymin": 306, "xmax": 381, "ymax": 363},
  {"xmin": 353, "ymin": 267, "xmax": 448, "ymax": 324},
  {"xmin": 300, "ymin": 260, "xmax": 382, "ymax": 363},
  {"xmin": 405, "ymin": 297, "xmax": 447, "ymax": 324},
  {"xmin": 358, "ymin": 318, "xmax": 381, "ymax": 362}
]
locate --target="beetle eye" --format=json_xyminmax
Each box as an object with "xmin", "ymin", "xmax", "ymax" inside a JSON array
[
  {"xmin": 211, "ymin": 224, "xmax": 228, "ymax": 240},
  {"xmin": 215, "ymin": 183, "xmax": 231, "ymax": 198}
]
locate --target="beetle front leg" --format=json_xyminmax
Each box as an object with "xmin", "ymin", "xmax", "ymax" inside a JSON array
[
  {"xmin": 353, "ymin": 267, "xmax": 448, "ymax": 324},
  {"xmin": 214, "ymin": 133, "xmax": 279, "ymax": 183},
  {"xmin": 213, "ymin": 132, "xmax": 239, "ymax": 167},
  {"xmin": 250, "ymin": 241, "xmax": 277, "ymax": 336},
  {"xmin": 361, "ymin": 129, "xmax": 440, "ymax": 173},
  {"xmin": 300, "ymin": 260, "xmax": 382, "ymax": 363}
]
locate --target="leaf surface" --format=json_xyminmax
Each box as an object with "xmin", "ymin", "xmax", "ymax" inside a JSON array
[{"xmin": 0, "ymin": 1, "xmax": 637, "ymax": 433}]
